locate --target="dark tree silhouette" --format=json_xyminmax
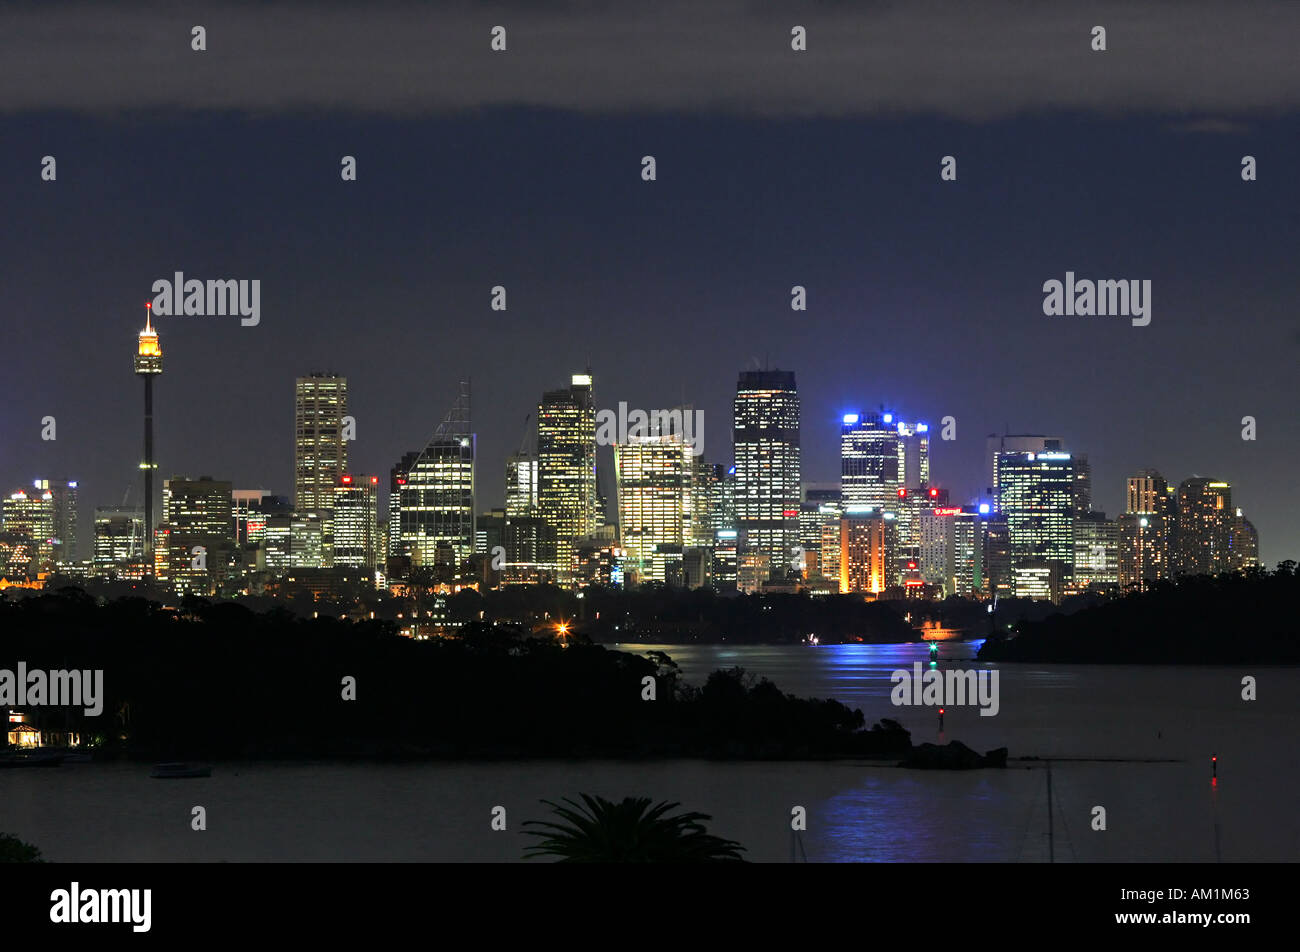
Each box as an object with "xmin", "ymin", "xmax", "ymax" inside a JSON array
[
  {"xmin": 0, "ymin": 833, "xmax": 43, "ymax": 863},
  {"xmin": 522, "ymin": 795, "xmax": 746, "ymax": 862}
]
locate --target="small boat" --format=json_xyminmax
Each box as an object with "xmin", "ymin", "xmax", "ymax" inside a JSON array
[
  {"xmin": 0, "ymin": 750, "xmax": 65, "ymax": 768},
  {"xmin": 150, "ymin": 762, "xmax": 212, "ymax": 779}
]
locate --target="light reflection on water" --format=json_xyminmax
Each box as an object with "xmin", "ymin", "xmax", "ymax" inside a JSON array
[{"xmin": 5, "ymin": 643, "xmax": 1297, "ymax": 862}]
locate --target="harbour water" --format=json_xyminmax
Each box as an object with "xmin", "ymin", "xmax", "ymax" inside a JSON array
[{"xmin": 4, "ymin": 641, "xmax": 1296, "ymax": 862}]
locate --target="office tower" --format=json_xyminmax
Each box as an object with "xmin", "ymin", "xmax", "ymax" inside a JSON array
[
  {"xmin": 712, "ymin": 529, "xmax": 739, "ymax": 588},
  {"xmin": 951, "ymin": 510, "xmax": 985, "ymax": 596},
  {"xmin": 713, "ymin": 464, "xmax": 738, "ymax": 532},
  {"xmin": 800, "ymin": 485, "xmax": 840, "ymax": 578},
  {"xmin": 505, "ymin": 453, "xmax": 539, "ymax": 518},
  {"xmin": 982, "ymin": 514, "xmax": 1013, "ymax": 598},
  {"xmin": 615, "ymin": 434, "xmax": 691, "ymax": 584},
  {"xmin": 395, "ymin": 437, "xmax": 476, "ymax": 569},
  {"xmin": 388, "ymin": 450, "xmax": 421, "ymax": 559},
  {"xmin": 93, "ymin": 506, "xmax": 145, "ymax": 578},
  {"xmin": 2, "ymin": 488, "xmax": 55, "ymax": 570},
  {"xmin": 1072, "ymin": 511, "xmax": 1119, "ymax": 590},
  {"xmin": 391, "ymin": 385, "xmax": 475, "ymax": 572},
  {"xmin": 689, "ymin": 456, "xmax": 720, "ymax": 548},
  {"xmin": 995, "ymin": 451, "xmax": 1076, "ymax": 582},
  {"xmin": 162, "ymin": 476, "xmax": 234, "ymax": 595},
  {"xmin": 294, "ymin": 373, "xmax": 348, "ymax": 563},
  {"xmin": 986, "ymin": 434, "xmax": 1064, "ymax": 507},
  {"xmin": 1228, "ymin": 509, "xmax": 1259, "ymax": 571},
  {"xmin": 818, "ymin": 516, "xmax": 842, "ymax": 584},
  {"xmin": 1175, "ymin": 477, "xmax": 1234, "ymax": 577},
  {"xmin": 232, "ymin": 490, "xmax": 271, "ymax": 544},
  {"xmin": 260, "ymin": 514, "xmax": 295, "ymax": 574},
  {"xmin": 134, "ymin": 304, "xmax": 163, "ymax": 571},
  {"xmin": 734, "ymin": 370, "xmax": 801, "ymax": 584},
  {"xmin": 841, "ymin": 412, "xmax": 900, "ymax": 511},
  {"xmin": 333, "ymin": 475, "xmax": 381, "ymax": 575},
  {"xmin": 1072, "ymin": 455, "xmax": 1092, "ymax": 515},
  {"xmin": 839, "ymin": 508, "xmax": 896, "ymax": 595},
  {"xmin": 475, "ymin": 508, "xmax": 506, "ymax": 559},
  {"xmin": 30, "ymin": 479, "xmax": 79, "ymax": 565},
  {"xmin": 1012, "ymin": 562, "xmax": 1061, "ymax": 602},
  {"xmin": 919, "ymin": 508, "xmax": 952, "ymax": 587},
  {"xmin": 537, "ymin": 374, "xmax": 597, "ymax": 584},
  {"xmin": 502, "ymin": 517, "xmax": 559, "ymax": 584},
  {"xmin": 842, "ymin": 412, "xmax": 931, "ymax": 558},
  {"xmin": 919, "ymin": 506, "xmax": 984, "ymax": 597},
  {"xmin": 289, "ymin": 513, "xmax": 324, "ymax": 569},
  {"xmin": 897, "ymin": 421, "xmax": 931, "ymax": 491}
]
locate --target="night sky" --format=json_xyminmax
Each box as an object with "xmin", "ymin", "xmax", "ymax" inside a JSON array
[{"xmin": 2, "ymin": 1, "xmax": 1297, "ymax": 563}]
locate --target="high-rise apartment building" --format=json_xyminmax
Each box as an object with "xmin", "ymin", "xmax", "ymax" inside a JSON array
[
  {"xmin": 1175, "ymin": 477, "xmax": 1234, "ymax": 577},
  {"xmin": 838, "ymin": 508, "xmax": 896, "ymax": 595}
]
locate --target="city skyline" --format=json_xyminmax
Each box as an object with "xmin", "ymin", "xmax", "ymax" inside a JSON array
[
  {"xmin": 0, "ymin": 314, "xmax": 1279, "ymax": 572},
  {"xmin": 0, "ymin": 309, "xmax": 1273, "ymax": 591},
  {"xmin": 4, "ymin": 6, "xmax": 1296, "ymax": 568}
]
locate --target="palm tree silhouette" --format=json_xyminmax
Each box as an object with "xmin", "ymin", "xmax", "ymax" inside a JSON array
[{"xmin": 523, "ymin": 794, "xmax": 746, "ymax": 862}]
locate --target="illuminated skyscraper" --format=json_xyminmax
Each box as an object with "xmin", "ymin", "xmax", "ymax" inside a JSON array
[
  {"xmin": 919, "ymin": 506, "xmax": 985, "ymax": 596},
  {"xmin": 393, "ymin": 383, "xmax": 475, "ymax": 571},
  {"xmin": 615, "ymin": 434, "xmax": 691, "ymax": 583},
  {"xmin": 1126, "ymin": 469, "xmax": 1170, "ymax": 516},
  {"xmin": 333, "ymin": 474, "xmax": 381, "ymax": 575},
  {"xmin": 1228, "ymin": 509, "xmax": 1259, "ymax": 571},
  {"xmin": 842, "ymin": 413, "xmax": 931, "ymax": 562},
  {"xmin": 1072, "ymin": 511, "xmax": 1119, "ymax": 590},
  {"xmin": 294, "ymin": 373, "xmax": 348, "ymax": 564},
  {"xmin": 537, "ymin": 374, "xmax": 597, "ymax": 585},
  {"xmin": 1118, "ymin": 468, "xmax": 1173, "ymax": 591},
  {"xmin": 162, "ymin": 476, "xmax": 234, "ymax": 595},
  {"xmin": 1175, "ymin": 477, "xmax": 1233, "ymax": 577},
  {"xmin": 839, "ymin": 508, "xmax": 895, "ymax": 595},
  {"xmin": 31, "ymin": 478, "xmax": 78, "ymax": 565},
  {"xmin": 995, "ymin": 451, "xmax": 1076, "ymax": 581},
  {"xmin": 93, "ymin": 507, "xmax": 145, "ymax": 578},
  {"xmin": 388, "ymin": 450, "xmax": 421, "ymax": 559},
  {"xmin": 987, "ymin": 434, "xmax": 1063, "ymax": 507},
  {"xmin": 734, "ymin": 370, "xmax": 800, "ymax": 584},
  {"xmin": 505, "ymin": 453, "xmax": 539, "ymax": 519},
  {"xmin": 841, "ymin": 413, "xmax": 899, "ymax": 512},
  {"xmin": 134, "ymin": 304, "xmax": 162, "ymax": 572},
  {"xmin": 2, "ymin": 488, "xmax": 55, "ymax": 570}
]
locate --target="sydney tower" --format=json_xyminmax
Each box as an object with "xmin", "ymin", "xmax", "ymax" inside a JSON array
[{"xmin": 134, "ymin": 303, "xmax": 162, "ymax": 575}]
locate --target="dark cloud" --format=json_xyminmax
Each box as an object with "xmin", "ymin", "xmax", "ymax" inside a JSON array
[{"xmin": 2, "ymin": 0, "xmax": 1299, "ymax": 119}]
